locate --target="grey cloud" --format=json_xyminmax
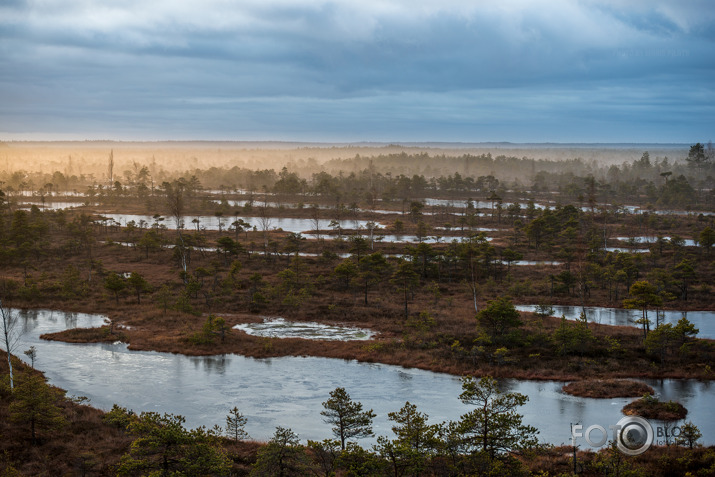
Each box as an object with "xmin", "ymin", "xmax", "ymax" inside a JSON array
[{"xmin": 0, "ymin": 0, "xmax": 713, "ymax": 141}]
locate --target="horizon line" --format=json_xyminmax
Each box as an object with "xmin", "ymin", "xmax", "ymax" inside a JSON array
[{"xmin": 0, "ymin": 139, "xmax": 698, "ymax": 148}]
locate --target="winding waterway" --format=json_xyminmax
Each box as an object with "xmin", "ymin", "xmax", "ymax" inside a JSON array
[{"xmin": 12, "ymin": 309, "xmax": 715, "ymax": 447}]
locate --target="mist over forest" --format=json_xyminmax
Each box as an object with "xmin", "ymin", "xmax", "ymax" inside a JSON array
[{"xmin": 0, "ymin": 142, "xmax": 711, "ymax": 210}]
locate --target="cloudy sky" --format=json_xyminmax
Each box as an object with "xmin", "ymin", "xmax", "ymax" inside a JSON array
[{"xmin": 0, "ymin": 0, "xmax": 713, "ymax": 142}]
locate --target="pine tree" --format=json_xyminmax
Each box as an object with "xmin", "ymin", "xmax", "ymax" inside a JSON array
[
  {"xmin": 250, "ymin": 427, "xmax": 308, "ymax": 477},
  {"xmin": 675, "ymin": 421, "xmax": 702, "ymax": 449},
  {"xmin": 9, "ymin": 373, "xmax": 66, "ymax": 445},
  {"xmin": 225, "ymin": 406, "xmax": 249, "ymax": 441},
  {"xmin": 117, "ymin": 412, "xmax": 231, "ymax": 475},
  {"xmin": 127, "ymin": 272, "xmax": 151, "ymax": 304},
  {"xmin": 321, "ymin": 387, "xmax": 376, "ymax": 450},
  {"xmin": 456, "ymin": 376, "xmax": 538, "ymax": 459},
  {"xmin": 104, "ymin": 272, "xmax": 126, "ymax": 305}
]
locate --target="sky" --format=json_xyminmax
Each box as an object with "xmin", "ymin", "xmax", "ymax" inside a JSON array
[{"xmin": 0, "ymin": 0, "xmax": 713, "ymax": 143}]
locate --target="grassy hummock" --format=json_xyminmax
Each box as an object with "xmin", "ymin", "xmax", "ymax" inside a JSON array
[
  {"xmin": 562, "ymin": 379, "xmax": 655, "ymax": 398},
  {"xmin": 622, "ymin": 394, "xmax": 688, "ymax": 421}
]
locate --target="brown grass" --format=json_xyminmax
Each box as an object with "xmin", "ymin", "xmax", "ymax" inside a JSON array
[
  {"xmin": 42, "ymin": 326, "xmax": 127, "ymax": 343},
  {"xmin": 0, "ymin": 353, "xmax": 132, "ymax": 475},
  {"xmin": 519, "ymin": 445, "xmax": 715, "ymax": 477}
]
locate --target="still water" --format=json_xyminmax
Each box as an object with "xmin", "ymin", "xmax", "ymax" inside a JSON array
[
  {"xmin": 423, "ymin": 199, "xmax": 547, "ymax": 210},
  {"xmin": 13, "ymin": 309, "xmax": 715, "ymax": 446},
  {"xmin": 515, "ymin": 305, "xmax": 715, "ymax": 340},
  {"xmin": 100, "ymin": 213, "xmax": 376, "ymax": 235},
  {"xmin": 98, "ymin": 214, "xmax": 490, "ymax": 244},
  {"xmin": 615, "ymin": 236, "xmax": 698, "ymax": 247},
  {"xmin": 19, "ymin": 200, "xmax": 90, "ymax": 210}
]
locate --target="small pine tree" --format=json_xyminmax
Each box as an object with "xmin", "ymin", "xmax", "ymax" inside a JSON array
[
  {"xmin": 154, "ymin": 284, "xmax": 172, "ymax": 314},
  {"xmin": 9, "ymin": 373, "xmax": 66, "ymax": 445},
  {"xmin": 250, "ymin": 427, "xmax": 308, "ymax": 476},
  {"xmin": 321, "ymin": 387, "xmax": 376, "ymax": 450},
  {"xmin": 676, "ymin": 421, "xmax": 702, "ymax": 449},
  {"xmin": 225, "ymin": 406, "xmax": 249, "ymax": 441},
  {"xmin": 104, "ymin": 272, "xmax": 126, "ymax": 305},
  {"xmin": 126, "ymin": 272, "xmax": 151, "ymax": 304}
]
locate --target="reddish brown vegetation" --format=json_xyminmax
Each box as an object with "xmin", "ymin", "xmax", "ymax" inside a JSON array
[
  {"xmin": 1, "ymin": 185, "xmax": 713, "ymax": 385},
  {"xmin": 622, "ymin": 395, "xmax": 688, "ymax": 421},
  {"xmin": 42, "ymin": 326, "xmax": 127, "ymax": 343},
  {"xmin": 520, "ymin": 445, "xmax": 715, "ymax": 477},
  {"xmin": 562, "ymin": 379, "xmax": 655, "ymax": 398},
  {"xmin": 0, "ymin": 353, "xmax": 131, "ymax": 475}
]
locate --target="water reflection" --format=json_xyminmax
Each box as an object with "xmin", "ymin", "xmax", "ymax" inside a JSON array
[{"xmin": 190, "ymin": 355, "xmax": 231, "ymax": 374}]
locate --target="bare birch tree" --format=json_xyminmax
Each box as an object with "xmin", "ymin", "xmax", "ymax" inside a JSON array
[
  {"xmin": 163, "ymin": 180, "xmax": 189, "ymax": 280},
  {"xmin": 1, "ymin": 297, "xmax": 20, "ymax": 389},
  {"xmin": 258, "ymin": 204, "xmax": 272, "ymax": 254},
  {"xmin": 310, "ymin": 204, "xmax": 321, "ymax": 241}
]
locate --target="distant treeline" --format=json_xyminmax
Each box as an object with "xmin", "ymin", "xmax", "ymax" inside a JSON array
[{"xmin": 1, "ymin": 146, "xmax": 713, "ymax": 209}]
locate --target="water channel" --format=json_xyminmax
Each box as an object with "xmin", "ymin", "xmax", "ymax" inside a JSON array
[
  {"xmin": 12, "ymin": 308, "xmax": 715, "ymax": 447},
  {"xmin": 515, "ymin": 305, "xmax": 715, "ymax": 340}
]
